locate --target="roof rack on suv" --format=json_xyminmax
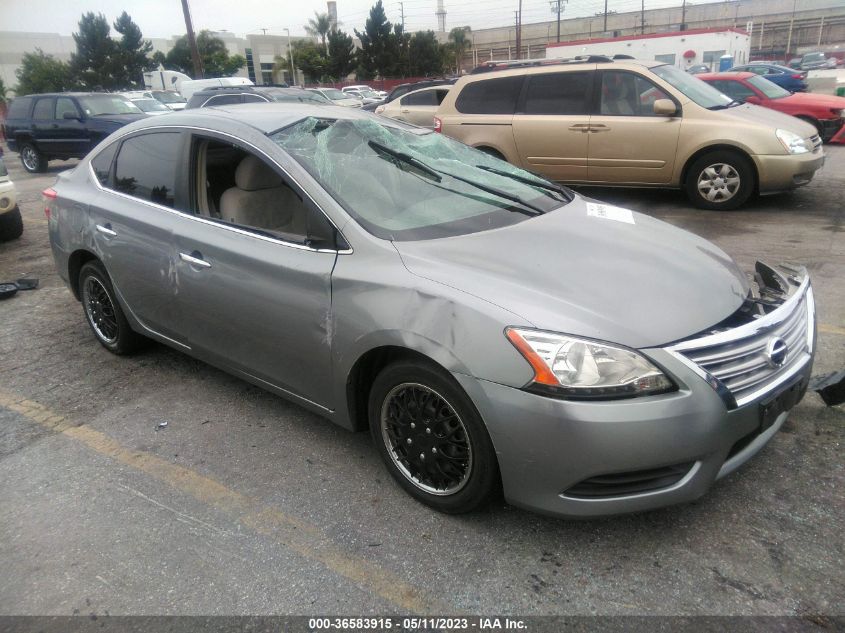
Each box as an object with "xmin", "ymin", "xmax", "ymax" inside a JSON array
[{"xmin": 469, "ymin": 55, "xmax": 613, "ymax": 74}]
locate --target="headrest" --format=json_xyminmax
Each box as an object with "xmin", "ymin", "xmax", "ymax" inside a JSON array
[{"xmin": 235, "ymin": 155, "xmax": 283, "ymax": 191}]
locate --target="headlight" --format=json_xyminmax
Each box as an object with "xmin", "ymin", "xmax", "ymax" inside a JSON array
[
  {"xmin": 775, "ymin": 128, "xmax": 810, "ymax": 154},
  {"xmin": 506, "ymin": 328, "xmax": 675, "ymax": 399},
  {"xmin": 832, "ymin": 108, "xmax": 845, "ymax": 118},
  {"xmin": 375, "ymin": 105, "xmax": 386, "ymax": 115}
]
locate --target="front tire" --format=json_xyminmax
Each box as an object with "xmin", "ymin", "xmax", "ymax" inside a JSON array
[
  {"xmin": 19, "ymin": 143, "xmax": 47, "ymax": 173},
  {"xmin": 369, "ymin": 360, "xmax": 499, "ymax": 513},
  {"xmin": 78, "ymin": 260, "xmax": 146, "ymax": 355},
  {"xmin": 685, "ymin": 150, "xmax": 754, "ymax": 210},
  {"xmin": 0, "ymin": 207, "xmax": 24, "ymax": 242}
]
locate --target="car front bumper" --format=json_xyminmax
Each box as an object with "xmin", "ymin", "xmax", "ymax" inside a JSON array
[
  {"xmin": 0, "ymin": 180, "xmax": 17, "ymax": 214},
  {"xmin": 455, "ymin": 271, "xmax": 815, "ymax": 518},
  {"xmin": 754, "ymin": 150, "xmax": 825, "ymax": 194}
]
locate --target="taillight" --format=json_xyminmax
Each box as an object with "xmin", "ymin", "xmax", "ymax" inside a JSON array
[
  {"xmin": 433, "ymin": 116, "xmax": 442, "ymax": 133},
  {"xmin": 792, "ymin": 74, "xmax": 804, "ymax": 79},
  {"xmin": 42, "ymin": 187, "xmax": 57, "ymax": 220}
]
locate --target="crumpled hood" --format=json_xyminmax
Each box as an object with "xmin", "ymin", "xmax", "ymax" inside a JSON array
[
  {"xmin": 394, "ymin": 197, "xmax": 750, "ymax": 349},
  {"xmin": 780, "ymin": 91, "xmax": 845, "ymax": 110}
]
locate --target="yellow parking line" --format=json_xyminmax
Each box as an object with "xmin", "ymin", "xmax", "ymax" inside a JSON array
[
  {"xmin": 0, "ymin": 390, "xmax": 445, "ymax": 613},
  {"xmin": 820, "ymin": 323, "xmax": 845, "ymax": 336}
]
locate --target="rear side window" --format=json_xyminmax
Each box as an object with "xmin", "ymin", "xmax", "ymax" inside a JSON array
[
  {"xmin": 709, "ymin": 80, "xmax": 755, "ymax": 101},
  {"xmin": 114, "ymin": 132, "xmax": 181, "ymax": 208},
  {"xmin": 32, "ymin": 98, "xmax": 54, "ymax": 120},
  {"xmin": 242, "ymin": 94, "xmax": 267, "ymax": 103},
  {"xmin": 455, "ymin": 76, "xmax": 524, "ymax": 114},
  {"xmin": 402, "ymin": 90, "xmax": 437, "ymax": 106},
  {"xmin": 91, "ymin": 143, "xmax": 117, "ymax": 187},
  {"xmin": 205, "ymin": 94, "xmax": 242, "ymax": 107},
  {"xmin": 6, "ymin": 97, "xmax": 32, "ymax": 119},
  {"xmin": 522, "ymin": 72, "xmax": 591, "ymax": 115}
]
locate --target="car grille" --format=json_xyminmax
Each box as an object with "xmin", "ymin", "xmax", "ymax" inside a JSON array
[
  {"xmin": 810, "ymin": 134, "xmax": 823, "ymax": 153},
  {"xmin": 668, "ymin": 281, "xmax": 814, "ymax": 408}
]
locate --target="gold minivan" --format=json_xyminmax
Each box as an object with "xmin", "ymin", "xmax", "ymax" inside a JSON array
[{"xmin": 434, "ymin": 58, "xmax": 825, "ymax": 209}]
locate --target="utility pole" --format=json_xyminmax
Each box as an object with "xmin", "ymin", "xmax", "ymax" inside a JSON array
[
  {"xmin": 785, "ymin": 0, "xmax": 797, "ymax": 59},
  {"xmin": 260, "ymin": 28, "xmax": 267, "ymax": 35},
  {"xmin": 550, "ymin": 0, "xmax": 564, "ymax": 43},
  {"xmin": 284, "ymin": 27, "xmax": 295, "ymax": 86},
  {"xmin": 180, "ymin": 0, "xmax": 203, "ymax": 79},
  {"xmin": 641, "ymin": 0, "xmax": 645, "ymax": 35},
  {"xmin": 680, "ymin": 0, "xmax": 686, "ymax": 30},
  {"xmin": 399, "ymin": 1, "xmax": 405, "ymax": 31},
  {"xmin": 514, "ymin": 9, "xmax": 521, "ymax": 60},
  {"xmin": 818, "ymin": 15, "xmax": 824, "ymax": 46},
  {"xmin": 603, "ymin": 0, "xmax": 608, "ymax": 33}
]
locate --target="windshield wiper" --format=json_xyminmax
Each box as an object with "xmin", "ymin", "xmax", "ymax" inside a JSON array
[
  {"xmin": 709, "ymin": 100, "xmax": 743, "ymax": 110},
  {"xmin": 368, "ymin": 140, "xmax": 442, "ymax": 183},
  {"xmin": 368, "ymin": 140, "xmax": 544, "ymax": 216},
  {"xmin": 475, "ymin": 165, "xmax": 573, "ymax": 202}
]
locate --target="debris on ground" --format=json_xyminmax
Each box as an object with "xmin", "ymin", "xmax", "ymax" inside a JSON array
[
  {"xmin": 809, "ymin": 371, "xmax": 845, "ymax": 406},
  {"xmin": 0, "ymin": 277, "xmax": 39, "ymax": 300},
  {"xmin": 155, "ymin": 421, "xmax": 169, "ymax": 431}
]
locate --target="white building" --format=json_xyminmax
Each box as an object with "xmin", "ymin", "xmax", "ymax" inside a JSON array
[{"xmin": 545, "ymin": 27, "xmax": 751, "ymax": 71}]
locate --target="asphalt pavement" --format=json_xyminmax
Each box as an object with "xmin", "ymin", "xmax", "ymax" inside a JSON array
[{"xmin": 0, "ymin": 147, "xmax": 842, "ymax": 618}]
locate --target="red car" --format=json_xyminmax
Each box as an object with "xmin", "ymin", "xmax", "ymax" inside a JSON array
[{"xmin": 698, "ymin": 71, "xmax": 845, "ymax": 142}]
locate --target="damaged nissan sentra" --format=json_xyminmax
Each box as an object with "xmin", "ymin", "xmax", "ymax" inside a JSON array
[{"xmin": 45, "ymin": 103, "xmax": 816, "ymax": 518}]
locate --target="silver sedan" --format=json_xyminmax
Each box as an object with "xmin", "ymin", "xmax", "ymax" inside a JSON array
[{"xmin": 45, "ymin": 103, "xmax": 816, "ymax": 517}]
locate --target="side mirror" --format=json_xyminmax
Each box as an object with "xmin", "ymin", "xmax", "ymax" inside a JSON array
[
  {"xmin": 63, "ymin": 111, "xmax": 81, "ymax": 120},
  {"xmin": 653, "ymin": 99, "xmax": 677, "ymax": 116}
]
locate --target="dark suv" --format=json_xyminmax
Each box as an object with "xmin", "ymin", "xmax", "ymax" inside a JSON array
[
  {"xmin": 2, "ymin": 93, "xmax": 147, "ymax": 173},
  {"xmin": 185, "ymin": 86, "xmax": 329, "ymax": 109}
]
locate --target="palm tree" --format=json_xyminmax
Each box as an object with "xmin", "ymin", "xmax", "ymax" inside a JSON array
[
  {"xmin": 305, "ymin": 12, "xmax": 333, "ymax": 53},
  {"xmin": 449, "ymin": 26, "xmax": 471, "ymax": 75}
]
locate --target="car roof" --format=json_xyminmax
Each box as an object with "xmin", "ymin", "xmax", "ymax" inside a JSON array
[
  {"xmin": 467, "ymin": 56, "xmax": 662, "ymax": 79},
  {"xmin": 16, "ymin": 92, "xmax": 127, "ymax": 98},
  {"xmin": 192, "ymin": 86, "xmax": 308, "ymax": 96},
  {"xmin": 123, "ymin": 102, "xmax": 376, "ymax": 135},
  {"xmin": 696, "ymin": 72, "xmax": 754, "ymax": 80}
]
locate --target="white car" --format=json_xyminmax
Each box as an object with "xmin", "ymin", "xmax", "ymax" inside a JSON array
[
  {"xmin": 374, "ymin": 85, "xmax": 451, "ymax": 129},
  {"xmin": 0, "ymin": 156, "xmax": 22, "ymax": 241},
  {"xmin": 126, "ymin": 97, "xmax": 173, "ymax": 116},
  {"xmin": 307, "ymin": 88, "xmax": 363, "ymax": 108},
  {"xmin": 341, "ymin": 86, "xmax": 383, "ymax": 104}
]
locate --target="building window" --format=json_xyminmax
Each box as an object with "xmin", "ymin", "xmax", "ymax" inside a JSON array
[
  {"xmin": 654, "ymin": 53, "xmax": 676, "ymax": 66},
  {"xmin": 703, "ymin": 50, "xmax": 726, "ymax": 68}
]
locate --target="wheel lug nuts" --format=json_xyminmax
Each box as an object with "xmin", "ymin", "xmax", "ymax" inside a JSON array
[
  {"xmin": 432, "ymin": 447, "xmax": 437, "ymax": 454},
  {"xmin": 425, "ymin": 428, "xmax": 431, "ymax": 434},
  {"xmin": 406, "ymin": 438, "xmax": 412, "ymax": 444},
  {"xmin": 410, "ymin": 423, "xmax": 415, "ymax": 429},
  {"xmin": 420, "ymin": 453, "xmax": 425, "ymax": 460}
]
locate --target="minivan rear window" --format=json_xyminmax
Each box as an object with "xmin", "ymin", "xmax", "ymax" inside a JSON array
[
  {"xmin": 455, "ymin": 76, "xmax": 524, "ymax": 115},
  {"xmin": 522, "ymin": 71, "xmax": 591, "ymax": 115}
]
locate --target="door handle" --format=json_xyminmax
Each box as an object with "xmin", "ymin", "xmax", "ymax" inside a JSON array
[
  {"xmin": 95, "ymin": 224, "xmax": 117, "ymax": 237},
  {"xmin": 401, "ymin": 108, "xmax": 410, "ymax": 113},
  {"xmin": 589, "ymin": 124, "xmax": 611, "ymax": 132},
  {"xmin": 179, "ymin": 252, "xmax": 212, "ymax": 268},
  {"xmin": 568, "ymin": 124, "xmax": 591, "ymax": 132}
]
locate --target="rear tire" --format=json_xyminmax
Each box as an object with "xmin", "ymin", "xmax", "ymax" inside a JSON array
[
  {"xmin": 78, "ymin": 260, "xmax": 146, "ymax": 355},
  {"xmin": 369, "ymin": 359, "xmax": 499, "ymax": 514},
  {"xmin": 19, "ymin": 143, "xmax": 47, "ymax": 173},
  {"xmin": 685, "ymin": 150, "xmax": 754, "ymax": 210},
  {"xmin": 0, "ymin": 207, "xmax": 23, "ymax": 242}
]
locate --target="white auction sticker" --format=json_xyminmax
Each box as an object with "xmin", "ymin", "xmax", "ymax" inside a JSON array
[{"xmin": 586, "ymin": 202, "xmax": 635, "ymax": 225}]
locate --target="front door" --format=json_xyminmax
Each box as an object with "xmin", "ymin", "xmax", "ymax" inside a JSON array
[
  {"xmin": 54, "ymin": 97, "xmax": 89, "ymax": 157},
  {"xmin": 511, "ymin": 70, "xmax": 594, "ymax": 182},
  {"xmin": 587, "ymin": 70, "xmax": 682, "ymax": 184},
  {"xmin": 174, "ymin": 135, "xmax": 338, "ymax": 408}
]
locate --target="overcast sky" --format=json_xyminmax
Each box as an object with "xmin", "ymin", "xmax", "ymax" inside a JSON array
[{"xmin": 0, "ymin": 0, "xmax": 707, "ymax": 39}]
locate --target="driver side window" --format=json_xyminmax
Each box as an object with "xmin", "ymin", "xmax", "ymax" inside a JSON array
[{"xmin": 191, "ymin": 137, "xmax": 337, "ymax": 248}]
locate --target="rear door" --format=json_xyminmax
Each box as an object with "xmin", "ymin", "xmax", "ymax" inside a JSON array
[
  {"xmin": 87, "ymin": 131, "xmax": 187, "ymax": 344},
  {"xmin": 397, "ymin": 88, "xmax": 446, "ymax": 128},
  {"xmin": 511, "ymin": 70, "xmax": 593, "ymax": 181},
  {"xmin": 587, "ymin": 70, "xmax": 682, "ymax": 185},
  {"xmin": 30, "ymin": 97, "xmax": 56, "ymax": 154}
]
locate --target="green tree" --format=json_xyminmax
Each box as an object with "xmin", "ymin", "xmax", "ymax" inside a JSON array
[
  {"xmin": 409, "ymin": 31, "xmax": 444, "ymax": 76},
  {"xmin": 70, "ymin": 12, "xmax": 120, "ymax": 89},
  {"xmin": 448, "ymin": 26, "xmax": 472, "ymax": 74},
  {"xmin": 305, "ymin": 12, "xmax": 333, "ymax": 52},
  {"xmin": 15, "ymin": 49, "xmax": 74, "ymax": 95},
  {"xmin": 151, "ymin": 51, "xmax": 167, "ymax": 68},
  {"xmin": 285, "ymin": 40, "xmax": 328, "ymax": 84},
  {"xmin": 165, "ymin": 30, "xmax": 246, "ymax": 78},
  {"xmin": 112, "ymin": 11, "xmax": 154, "ymax": 88},
  {"xmin": 326, "ymin": 29, "xmax": 356, "ymax": 80},
  {"xmin": 355, "ymin": 1, "xmax": 394, "ymax": 78},
  {"xmin": 0, "ymin": 78, "xmax": 7, "ymax": 104}
]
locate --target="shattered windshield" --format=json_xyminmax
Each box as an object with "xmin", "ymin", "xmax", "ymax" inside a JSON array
[{"xmin": 270, "ymin": 117, "xmax": 571, "ymax": 240}]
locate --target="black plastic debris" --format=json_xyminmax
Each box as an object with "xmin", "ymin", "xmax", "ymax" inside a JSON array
[
  {"xmin": 808, "ymin": 371, "xmax": 845, "ymax": 407},
  {"xmin": 0, "ymin": 277, "xmax": 39, "ymax": 299}
]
